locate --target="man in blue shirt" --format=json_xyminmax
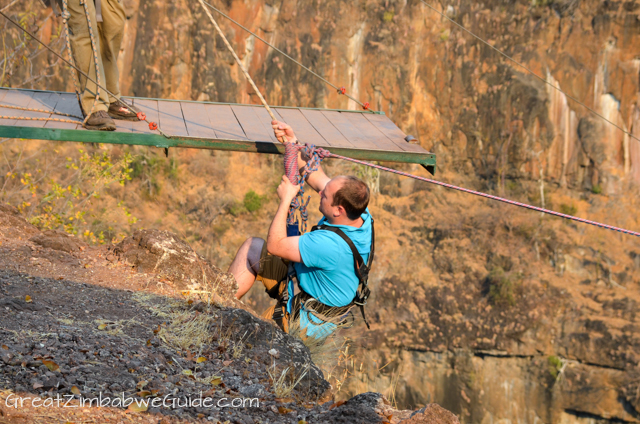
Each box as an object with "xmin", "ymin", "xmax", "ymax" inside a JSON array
[{"xmin": 228, "ymin": 120, "xmax": 373, "ymax": 339}]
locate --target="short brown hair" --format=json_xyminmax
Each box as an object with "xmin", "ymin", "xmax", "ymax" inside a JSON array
[{"xmin": 332, "ymin": 176, "xmax": 370, "ymax": 220}]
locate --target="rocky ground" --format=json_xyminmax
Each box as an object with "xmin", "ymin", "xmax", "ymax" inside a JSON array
[{"xmin": 0, "ymin": 203, "xmax": 459, "ymax": 424}]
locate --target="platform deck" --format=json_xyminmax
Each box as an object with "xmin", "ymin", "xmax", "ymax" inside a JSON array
[{"xmin": 0, "ymin": 88, "xmax": 435, "ymax": 172}]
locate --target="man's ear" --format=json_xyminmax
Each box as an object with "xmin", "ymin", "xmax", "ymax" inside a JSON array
[{"xmin": 334, "ymin": 205, "xmax": 346, "ymax": 218}]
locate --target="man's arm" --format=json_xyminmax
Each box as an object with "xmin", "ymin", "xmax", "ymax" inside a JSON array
[
  {"xmin": 272, "ymin": 120, "xmax": 331, "ymax": 193},
  {"xmin": 266, "ymin": 175, "xmax": 303, "ymax": 262}
]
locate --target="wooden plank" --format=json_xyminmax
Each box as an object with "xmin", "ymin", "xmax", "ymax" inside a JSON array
[
  {"xmin": 274, "ymin": 108, "xmax": 329, "ymax": 147},
  {"xmin": 248, "ymin": 106, "xmax": 281, "ymax": 144},
  {"xmin": 45, "ymin": 92, "xmax": 83, "ymax": 130},
  {"xmin": 15, "ymin": 92, "xmax": 61, "ymax": 128},
  {"xmin": 299, "ymin": 109, "xmax": 354, "ymax": 148},
  {"xmin": 0, "ymin": 90, "xmax": 13, "ymax": 126},
  {"xmin": 330, "ymin": 111, "xmax": 402, "ymax": 151},
  {"xmin": 320, "ymin": 110, "xmax": 384, "ymax": 150},
  {"xmin": 181, "ymin": 102, "xmax": 217, "ymax": 139},
  {"xmin": 364, "ymin": 113, "xmax": 428, "ymax": 153},
  {"xmin": 231, "ymin": 105, "xmax": 277, "ymax": 143},
  {"xmin": 204, "ymin": 104, "xmax": 248, "ymax": 140},
  {"xmin": 157, "ymin": 100, "xmax": 188, "ymax": 137},
  {"xmin": 130, "ymin": 98, "xmax": 159, "ymax": 135},
  {"xmin": 0, "ymin": 90, "xmax": 36, "ymax": 126}
]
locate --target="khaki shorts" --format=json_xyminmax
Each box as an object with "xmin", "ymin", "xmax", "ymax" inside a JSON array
[
  {"xmin": 255, "ymin": 242, "xmax": 289, "ymax": 298},
  {"xmin": 256, "ymin": 243, "xmax": 292, "ymax": 331}
]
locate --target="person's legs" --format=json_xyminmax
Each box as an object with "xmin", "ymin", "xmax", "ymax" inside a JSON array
[
  {"xmin": 97, "ymin": 0, "xmax": 125, "ymax": 104},
  {"xmin": 66, "ymin": 0, "xmax": 109, "ymax": 115},
  {"xmin": 229, "ymin": 237, "xmax": 264, "ymax": 299}
]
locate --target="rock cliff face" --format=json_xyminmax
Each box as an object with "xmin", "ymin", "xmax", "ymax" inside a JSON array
[
  {"xmin": 120, "ymin": 0, "xmax": 640, "ymax": 194},
  {"xmin": 4, "ymin": 0, "xmax": 640, "ymax": 422}
]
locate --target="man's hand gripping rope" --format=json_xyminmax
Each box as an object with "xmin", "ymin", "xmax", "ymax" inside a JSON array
[{"xmin": 272, "ymin": 120, "xmax": 331, "ymax": 233}]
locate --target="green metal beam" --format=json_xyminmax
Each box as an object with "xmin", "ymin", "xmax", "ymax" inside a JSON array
[{"xmin": 0, "ymin": 125, "xmax": 437, "ymax": 174}]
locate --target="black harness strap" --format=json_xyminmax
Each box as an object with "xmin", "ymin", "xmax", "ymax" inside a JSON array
[{"xmin": 308, "ymin": 218, "xmax": 375, "ymax": 329}]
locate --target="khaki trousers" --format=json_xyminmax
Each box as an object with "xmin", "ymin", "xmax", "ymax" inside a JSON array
[{"xmin": 67, "ymin": 0, "xmax": 125, "ymax": 114}]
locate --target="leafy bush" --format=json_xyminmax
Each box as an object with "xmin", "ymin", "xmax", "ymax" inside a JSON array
[
  {"xmin": 547, "ymin": 355, "xmax": 563, "ymax": 380},
  {"xmin": 4, "ymin": 145, "xmax": 137, "ymax": 244},
  {"xmin": 559, "ymin": 203, "xmax": 577, "ymax": 216},
  {"xmin": 591, "ymin": 185, "xmax": 602, "ymax": 194},
  {"xmin": 486, "ymin": 267, "xmax": 516, "ymax": 307},
  {"xmin": 243, "ymin": 190, "xmax": 266, "ymax": 213}
]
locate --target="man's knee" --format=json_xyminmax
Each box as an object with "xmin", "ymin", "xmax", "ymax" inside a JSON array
[{"xmin": 246, "ymin": 237, "xmax": 265, "ymax": 273}]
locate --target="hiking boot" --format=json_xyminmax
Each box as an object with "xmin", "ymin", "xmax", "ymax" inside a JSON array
[
  {"xmin": 108, "ymin": 100, "xmax": 140, "ymax": 121},
  {"xmin": 84, "ymin": 110, "xmax": 116, "ymax": 131}
]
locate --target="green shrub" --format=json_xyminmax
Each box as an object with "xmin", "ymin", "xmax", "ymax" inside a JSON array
[
  {"xmin": 591, "ymin": 185, "xmax": 602, "ymax": 194},
  {"xmin": 383, "ymin": 11, "xmax": 394, "ymax": 22},
  {"xmin": 547, "ymin": 355, "xmax": 563, "ymax": 380},
  {"xmin": 227, "ymin": 201, "xmax": 246, "ymax": 217},
  {"xmin": 559, "ymin": 203, "xmax": 577, "ymax": 216},
  {"xmin": 243, "ymin": 190, "xmax": 266, "ymax": 213},
  {"xmin": 486, "ymin": 267, "xmax": 516, "ymax": 307}
]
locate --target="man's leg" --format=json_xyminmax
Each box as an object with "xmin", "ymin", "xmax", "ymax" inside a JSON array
[
  {"xmin": 229, "ymin": 237, "xmax": 264, "ymax": 299},
  {"xmin": 66, "ymin": 0, "xmax": 109, "ymax": 116},
  {"xmin": 97, "ymin": 0, "xmax": 125, "ymax": 105}
]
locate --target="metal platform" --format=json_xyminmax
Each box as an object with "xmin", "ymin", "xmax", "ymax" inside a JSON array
[{"xmin": 0, "ymin": 88, "xmax": 436, "ymax": 173}]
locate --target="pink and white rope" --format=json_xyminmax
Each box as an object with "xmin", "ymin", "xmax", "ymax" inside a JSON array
[{"xmin": 291, "ymin": 144, "xmax": 640, "ymax": 238}]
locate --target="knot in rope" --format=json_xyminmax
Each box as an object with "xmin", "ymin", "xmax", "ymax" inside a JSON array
[{"xmin": 284, "ymin": 143, "xmax": 331, "ymax": 233}]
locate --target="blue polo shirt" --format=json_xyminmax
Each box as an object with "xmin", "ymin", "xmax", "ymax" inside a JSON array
[{"xmin": 289, "ymin": 209, "xmax": 373, "ymax": 338}]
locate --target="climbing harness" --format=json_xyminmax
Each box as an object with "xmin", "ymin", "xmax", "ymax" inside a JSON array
[
  {"xmin": 201, "ymin": 0, "xmax": 373, "ymax": 111},
  {"xmin": 307, "ymin": 219, "xmax": 376, "ymax": 329},
  {"xmin": 0, "ymin": 9, "xmax": 165, "ymax": 136}
]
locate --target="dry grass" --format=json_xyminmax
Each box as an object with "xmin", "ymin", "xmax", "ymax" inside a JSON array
[
  {"xmin": 287, "ymin": 310, "xmax": 356, "ymax": 396},
  {"xmin": 267, "ymin": 360, "xmax": 311, "ymax": 399},
  {"xmin": 156, "ymin": 310, "xmax": 216, "ymax": 351}
]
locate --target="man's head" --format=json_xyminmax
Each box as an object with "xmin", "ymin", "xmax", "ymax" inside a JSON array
[{"xmin": 319, "ymin": 176, "xmax": 370, "ymax": 222}]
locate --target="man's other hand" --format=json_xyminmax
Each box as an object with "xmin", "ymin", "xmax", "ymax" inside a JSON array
[
  {"xmin": 277, "ymin": 175, "xmax": 300, "ymax": 202},
  {"xmin": 272, "ymin": 120, "xmax": 298, "ymax": 144}
]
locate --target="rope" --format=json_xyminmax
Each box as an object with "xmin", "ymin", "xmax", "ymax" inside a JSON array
[
  {"xmin": 0, "ymin": 115, "xmax": 82, "ymax": 124},
  {"xmin": 419, "ymin": 0, "xmax": 640, "ymax": 145},
  {"xmin": 197, "ymin": 0, "xmax": 281, "ymax": 127},
  {"xmin": 0, "ymin": 104, "xmax": 83, "ymax": 120},
  {"xmin": 286, "ymin": 144, "xmax": 330, "ymax": 232},
  {"xmin": 0, "ymin": 9, "xmax": 166, "ymax": 137},
  {"xmin": 197, "ymin": 0, "xmax": 321, "ymax": 229},
  {"xmin": 201, "ymin": 0, "xmax": 372, "ymax": 111},
  {"xmin": 313, "ymin": 146, "xmax": 640, "ymax": 238}
]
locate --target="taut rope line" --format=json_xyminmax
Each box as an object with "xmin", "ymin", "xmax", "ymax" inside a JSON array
[
  {"xmin": 201, "ymin": 0, "xmax": 371, "ymax": 111},
  {"xmin": 297, "ymin": 144, "xmax": 640, "ymax": 238},
  {"xmin": 197, "ymin": 0, "xmax": 280, "ymax": 128}
]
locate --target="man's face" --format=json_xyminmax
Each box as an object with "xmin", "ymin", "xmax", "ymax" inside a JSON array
[{"xmin": 319, "ymin": 177, "xmax": 343, "ymax": 219}]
